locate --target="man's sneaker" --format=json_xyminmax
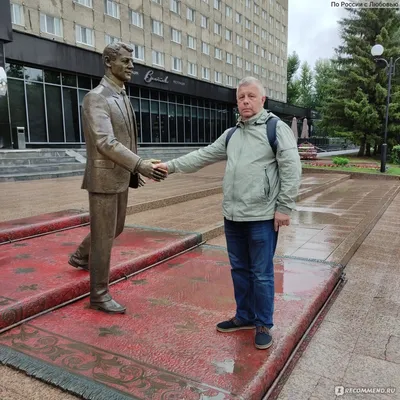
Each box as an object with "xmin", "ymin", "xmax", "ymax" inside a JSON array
[
  {"xmin": 216, "ymin": 317, "xmax": 255, "ymax": 332},
  {"xmin": 255, "ymin": 326, "xmax": 273, "ymax": 349}
]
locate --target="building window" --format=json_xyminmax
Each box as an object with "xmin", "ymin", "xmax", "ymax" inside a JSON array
[
  {"xmin": 226, "ymin": 75, "xmax": 233, "ymax": 87},
  {"xmin": 215, "ymin": 48, "xmax": 222, "ymax": 60},
  {"xmin": 132, "ymin": 44, "xmax": 144, "ymax": 61},
  {"xmin": 187, "ymin": 35, "xmax": 196, "ymax": 49},
  {"xmin": 170, "ymin": 0, "xmax": 180, "ymax": 14},
  {"xmin": 202, "ymin": 42, "xmax": 210, "ymax": 55},
  {"xmin": 152, "ymin": 50, "xmax": 164, "ymax": 66},
  {"xmin": 76, "ymin": 0, "xmax": 92, "ymax": 7},
  {"xmin": 186, "ymin": 8, "xmax": 195, "ymax": 21},
  {"xmin": 104, "ymin": 0, "xmax": 119, "ymax": 18},
  {"xmin": 202, "ymin": 67, "xmax": 210, "ymax": 80},
  {"xmin": 236, "ymin": 35, "xmax": 242, "ymax": 46},
  {"xmin": 130, "ymin": 11, "xmax": 143, "ymax": 28},
  {"xmin": 40, "ymin": 14, "xmax": 63, "ymax": 37},
  {"xmin": 105, "ymin": 34, "xmax": 120, "ymax": 45},
  {"xmin": 214, "ymin": 0, "xmax": 221, "ymax": 10},
  {"xmin": 235, "ymin": 13, "xmax": 242, "ymax": 23},
  {"xmin": 187, "ymin": 62, "xmax": 197, "ymax": 76},
  {"xmin": 76, "ymin": 25, "xmax": 94, "ymax": 46},
  {"xmin": 254, "ymin": 3, "xmax": 259, "ymax": 14},
  {"xmin": 245, "ymin": 61, "xmax": 251, "ymax": 71},
  {"xmin": 262, "ymin": 29, "xmax": 267, "ymax": 39},
  {"xmin": 261, "ymin": 67, "xmax": 267, "ymax": 77},
  {"xmin": 153, "ymin": 0, "xmax": 162, "ymax": 4},
  {"xmin": 246, "ymin": 0, "xmax": 251, "ymax": 7},
  {"xmin": 214, "ymin": 71, "xmax": 222, "ymax": 83},
  {"xmin": 225, "ymin": 29, "xmax": 232, "ymax": 41},
  {"xmin": 171, "ymin": 57, "xmax": 182, "ymax": 72},
  {"xmin": 245, "ymin": 18, "xmax": 251, "ymax": 30},
  {"xmin": 11, "ymin": 3, "xmax": 24, "ymax": 26},
  {"xmin": 261, "ymin": 48, "xmax": 266, "ymax": 58},
  {"xmin": 171, "ymin": 28, "xmax": 181, "ymax": 43},
  {"xmin": 254, "ymin": 44, "xmax": 259, "ymax": 55},
  {"xmin": 245, "ymin": 40, "xmax": 250, "ymax": 50},
  {"xmin": 262, "ymin": 9, "xmax": 267, "ymax": 19},
  {"xmin": 152, "ymin": 20, "xmax": 163, "ymax": 36},
  {"xmin": 253, "ymin": 64, "xmax": 259, "ymax": 74},
  {"xmin": 254, "ymin": 24, "xmax": 259, "ymax": 35},
  {"xmin": 236, "ymin": 56, "xmax": 242, "ymax": 68},
  {"xmin": 226, "ymin": 52, "xmax": 232, "ymax": 64},
  {"xmin": 201, "ymin": 15, "xmax": 208, "ymax": 29},
  {"xmin": 225, "ymin": 5, "xmax": 232, "ymax": 17},
  {"xmin": 214, "ymin": 23, "xmax": 221, "ymax": 35}
]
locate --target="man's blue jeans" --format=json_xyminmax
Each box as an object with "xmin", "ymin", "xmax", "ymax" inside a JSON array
[{"xmin": 224, "ymin": 218, "xmax": 278, "ymax": 328}]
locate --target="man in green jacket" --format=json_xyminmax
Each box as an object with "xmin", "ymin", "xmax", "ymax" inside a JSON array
[{"xmin": 154, "ymin": 76, "xmax": 302, "ymax": 349}]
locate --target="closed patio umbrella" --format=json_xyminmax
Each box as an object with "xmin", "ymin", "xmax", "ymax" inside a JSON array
[
  {"xmin": 301, "ymin": 117, "xmax": 309, "ymax": 138},
  {"xmin": 291, "ymin": 117, "xmax": 298, "ymax": 140}
]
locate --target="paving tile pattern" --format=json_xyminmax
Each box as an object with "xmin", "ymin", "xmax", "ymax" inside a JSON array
[{"xmin": 276, "ymin": 188, "xmax": 400, "ymax": 400}]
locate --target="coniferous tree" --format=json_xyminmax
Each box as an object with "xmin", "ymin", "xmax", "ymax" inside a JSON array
[
  {"xmin": 287, "ymin": 51, "xmax": 301, "ymax": 104},
  {"xmin": 320, "ymin": 8, "xmax": 400, "ymax": 156}
]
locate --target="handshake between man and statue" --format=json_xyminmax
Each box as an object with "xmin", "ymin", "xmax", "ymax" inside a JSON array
[{"xmin": 68, "ymin": 41, "xmax": 302, "ymax": 350}]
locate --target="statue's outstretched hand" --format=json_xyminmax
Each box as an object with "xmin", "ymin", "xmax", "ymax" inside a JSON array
[{"xmin": 136, "ymin": 159, "xmax": 167, "ymax": 182}]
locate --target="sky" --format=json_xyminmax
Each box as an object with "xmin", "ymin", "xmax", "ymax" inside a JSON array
[{"xmin": 287, "ymin": 1, "xmax": 349, "ymax": 70}]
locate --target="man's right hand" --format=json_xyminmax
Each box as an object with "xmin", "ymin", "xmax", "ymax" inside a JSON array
[
  {"xmin": 152, "ymin": 163, "xmax": 168, "ymax": 174},
  {"xmin": 136, "ymin": 159, "xmax": 167, "ymax": 182}
]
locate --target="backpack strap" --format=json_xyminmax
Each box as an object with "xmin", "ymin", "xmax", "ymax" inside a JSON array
[
  {"xmin": 225, "ymin": 126, "xmax": 238, "ymax": 148},
  {"xmin": 266, "ymin": 117, "xmax": 279, "ymax": 155},
  {"xmin": 225, "ymin": 116, "xmax": 280, "ymax": 155}
]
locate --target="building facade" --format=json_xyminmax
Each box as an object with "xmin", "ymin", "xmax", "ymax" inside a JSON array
[{"xmin": 1, "ymin": 0, "xmax": 290, "ymax": 148}]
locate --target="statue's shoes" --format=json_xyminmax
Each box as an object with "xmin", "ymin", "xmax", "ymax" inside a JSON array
[
  {"xmin": 68, "ymin": 253, "xmax": 89, "ymax": 271},
  {"xmin": 90, "ymin": 299, "xmax": 126, "ymax": 314}
]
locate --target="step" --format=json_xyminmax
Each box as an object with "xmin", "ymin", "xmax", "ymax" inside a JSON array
[
  {"xmin": 0, "ymin": 224, "xmax": 201, "ymax": 330},
  {"xmin": 0, "ymin": 163, "xmax": 84, "ymax": 175},
  {"xmin": 0, "ymin": 156, "xmax": 76, "ymax": 166},
  {"xmin": 0, "ymin": 169, "xmax": 85, "ymax": 182},
  {"xmin": 0, "ymin": 150, "xmax": 71, "ymax": 159}
]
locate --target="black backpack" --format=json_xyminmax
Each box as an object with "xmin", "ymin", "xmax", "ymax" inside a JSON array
[{"xmin": 225, "ymin": 116, "xmax": 280, "ymax": 155}]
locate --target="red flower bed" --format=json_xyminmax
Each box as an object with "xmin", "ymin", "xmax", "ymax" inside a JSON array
[{"xmin": 304, "ymin": 162, "xmax": 380, "ymax": 170}]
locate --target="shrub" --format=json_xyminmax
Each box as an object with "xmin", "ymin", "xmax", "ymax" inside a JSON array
[
  {"xmin": 391, "ymin": 145, "xmax": 400, "ymax": 165},
  {"xmin": 332, "ymin": 157, "xmax": 349, "ymax": 166}
]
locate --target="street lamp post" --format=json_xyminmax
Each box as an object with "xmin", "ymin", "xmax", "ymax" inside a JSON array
[{"xmin": 371, "ymin": 44, "xmax": 400, "ymax": 173}]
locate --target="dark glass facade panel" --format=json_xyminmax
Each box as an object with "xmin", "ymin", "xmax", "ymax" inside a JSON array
[
  {"xmin": 79, "ymin": 90, "xmax": 89, "ymax": 142},
  {"xmin": 92, "ymin": 78, "xmax": 101, "ymax": 88},
  {"xmin": 78, "ymin": 76, "xmax": 92, "ymax": 90},
  {"xmin": 46, "ymin": 85, "xmax": 64, "ymax": 142},
  {"xmin": 177, "ymin": 105, "xmax": 184, "ymax": 142},
  {"xmin": 160, "ymin": 91, "xmax": 167, "ymax": 101},
  {"xmin": 151, "ymin": 101, "xmax": 160, "ymax": 142},
  {"xmin": 184, "ymin": 106, "xmax": 191, "ymax": 142},
  {"xmin": 24, "ymin": 67, "xmax": 43, "ymax": 82},
  {"xmin": 131, "ymin": 98, "xmax": 141, "ymax": 142},
  {"xmin": 141, "ymin": 99, "xmax": 151, "ymax": 142},
  {"xmin": 62, "ymin": 73, "xmax": 77, "ymax": 87},
  {"xmin": 131, "ymin": 86, "xmax": 140, "ymax": 97},
  {"xmin": 160, "ymin": 102, "xmax": 168, "ymax": 143},
  {"xmin": 6, "ymin": 63, "xmax": 24, "ymax": 79},
  {"xmin": 63, "ymin": 87, "xmax": 80, "ymax": 142},
  {"xmin": 216, "ymin": 110, "xmax": 222, "ymax": 138},
  {"xmin": 198, "ymin": 107, "xmax": 204, "ymax": 142},
  {"xmin": 8, "ymin": 79, "xmax": 27, "ymax": 140},
  {"xmin": 141, "ymin": 89, "xmax": 149, "ymax": 98},
  {"xmin": 0, "ymin": 94, "xmax": 11, "ymax": 147},
  {"xmin": 204, "ymin": 108, "xmax": 211, "ymax": 143},
  {"xmin": 210, "ymin": 109, "xmax": 216, "ymax": 142},
  {"xmin": 26, "ymin": 82, "xmax": 46, "ymax": 142},
  {"xmin": 192, "ymin": 107, "xmax": 198, "ymax": 142},
  {"xmin": 168, "ymin": 103, "xmax": 177, "ymax": 143},
  {"xmin": 44, "ymin": 70, "xmax": 60, "ymax": 84}
]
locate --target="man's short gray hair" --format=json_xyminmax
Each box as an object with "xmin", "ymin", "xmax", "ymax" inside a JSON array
[
  {"xmin": 237, "ymin": 76, "xmax": 266, "ymax": 97},
  {"xmin": 102, "ymin": 42, "xmax": 133, "ymax": 64}
]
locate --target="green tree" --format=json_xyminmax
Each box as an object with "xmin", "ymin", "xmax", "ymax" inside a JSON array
[
  {"xmin": 287, "ymin": 51, "xmax": 301, "ymax": 104},
  {"xmin": 297, "ymin": 61, "xmax": 315, "ymax": 108},
  {"xmin": 320, "ymin": 8, "xmax": 400, "ymax": 156}
]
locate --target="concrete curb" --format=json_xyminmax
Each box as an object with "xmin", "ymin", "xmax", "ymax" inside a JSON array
[{"xmin": 125, "ymin": 186, "xmax": 222, "ymax": 215}]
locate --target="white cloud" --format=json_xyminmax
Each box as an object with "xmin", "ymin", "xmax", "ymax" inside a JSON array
[{"xmin": 288, "ymin": 1, "xmax": 348, "ymax": 70}]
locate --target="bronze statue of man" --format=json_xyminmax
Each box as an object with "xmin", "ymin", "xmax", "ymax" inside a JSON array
[{"xmin": 68, "ymin": 42, "xmax": 167, "ymax": 314}]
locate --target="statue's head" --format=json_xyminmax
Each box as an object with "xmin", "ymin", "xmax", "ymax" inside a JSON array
[{"xmin": 102, "ymin": 42, "xmax": 134, "ymax": 83}]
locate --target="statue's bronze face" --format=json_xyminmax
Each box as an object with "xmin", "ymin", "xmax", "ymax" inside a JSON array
[{"xmin": 105, "ymin": 47, "xmax": 134, "ymax": 83}]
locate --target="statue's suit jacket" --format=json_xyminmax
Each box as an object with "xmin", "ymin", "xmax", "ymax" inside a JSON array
[{"xmin": 81, "ymin": 76, "xmax": 141, "ymax": 194}]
